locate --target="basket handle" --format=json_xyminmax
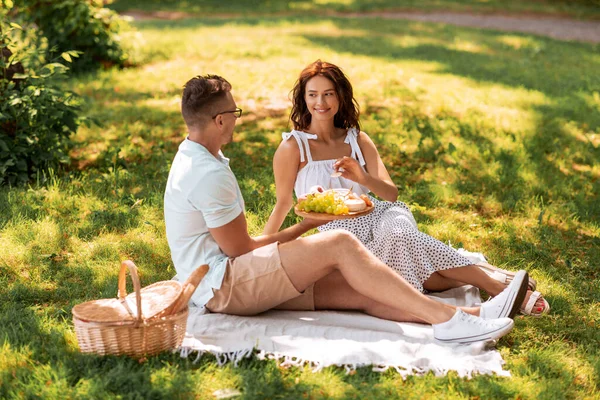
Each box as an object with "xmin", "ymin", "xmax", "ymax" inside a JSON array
[
  {"xmin": 118, "ymin": 260, "xmax": 143, "ymax": 322},
  {"xmin": 169, "ymin": 264, "xmax": 210, "ymax": 315}
]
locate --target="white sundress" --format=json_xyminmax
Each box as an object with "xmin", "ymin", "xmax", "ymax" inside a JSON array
[{"xmin": 283, "ymin": 128, "xmax": 473, "ymax": 293}]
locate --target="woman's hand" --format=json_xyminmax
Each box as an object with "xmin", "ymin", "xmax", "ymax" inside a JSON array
[
  {"xmin": 333, "ymin": 156, "xmax": 367, "ymax": 185},
  {"xmin": 299, "ymin": 217, "xmax": 328, "ymax": 230}
]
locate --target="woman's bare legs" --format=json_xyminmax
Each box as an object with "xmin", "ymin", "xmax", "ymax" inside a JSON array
[
  {"xmin": 423, "ymin": 265, "xmax": 546, "ymax": 312},
  {"xmin": 314, "ymin": 271, "xmax": 426, "ymax": 323},
  {"xmin": 427, "ymin": 265, "xmax": 506, "ymax": 295},
  {"xmin": 422, "ymin": 272, "xmax": 465, "ymax": 292}
]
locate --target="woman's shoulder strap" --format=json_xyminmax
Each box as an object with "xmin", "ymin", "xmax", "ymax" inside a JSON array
[
  {"xmin": 344, "ymin": 128, "xmax": 366, "ymax": 166},
  {"xmin": 282, "ymin": 130, "xmax": 317, "ymax": 163}
]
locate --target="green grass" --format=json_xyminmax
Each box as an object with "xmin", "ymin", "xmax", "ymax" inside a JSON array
[
  {"xmin": 2, "ymin": 11, "xmax": 600, "ymax": 400},
  {"xmin": 109, "ymin": 0, "xmax": 600, "ymax": 19}
]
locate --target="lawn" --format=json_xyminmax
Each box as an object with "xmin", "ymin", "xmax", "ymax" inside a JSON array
[
  {"xmin": 109, "ymin": 0, "xmax": 600, "ymax": 19},
  {"xmin": 1, "ymin": 5, "xmax": 600, "ymax": 400}
]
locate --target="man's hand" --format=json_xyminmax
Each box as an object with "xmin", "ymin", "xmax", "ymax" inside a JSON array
[{"xmin": 210, "ymin": 213, "xmax": 327, "ymax": 258}]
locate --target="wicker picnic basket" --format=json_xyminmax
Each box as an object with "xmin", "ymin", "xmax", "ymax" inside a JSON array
[{"xmin": 72, "ymin": 260, "xmax": 208, "ymax": 358}]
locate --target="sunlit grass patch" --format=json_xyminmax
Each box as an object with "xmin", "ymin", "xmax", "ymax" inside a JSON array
[
  {"xmin": 1, "ymin": 10, "xmax": 599, "ymax": 399},
  {"xmin": 109, "ymin": 0, "xmax": 600, "ymax": 19}
]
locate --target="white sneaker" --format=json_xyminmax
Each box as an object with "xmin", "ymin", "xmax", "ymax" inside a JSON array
[
  {"xmin": 480, "ymin": 270, "xmax": 529, "ymax": 319},
  {"xmin": 433, "ymin": 310, "xmax": 514, "ymax": 344}
]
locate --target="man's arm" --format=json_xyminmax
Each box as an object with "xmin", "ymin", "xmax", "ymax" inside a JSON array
[{"xmin": 209, "ymin": 212, "xmax": 323, "ymax": 258}]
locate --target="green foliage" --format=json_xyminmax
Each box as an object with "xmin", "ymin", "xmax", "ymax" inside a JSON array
[
  {"xmin": 15, "ymin": 0, "xmax": 131, "ymax": 73},
  {"xmin": 0, "ymin": 23, "xmax": 83, "ymax": 186}
]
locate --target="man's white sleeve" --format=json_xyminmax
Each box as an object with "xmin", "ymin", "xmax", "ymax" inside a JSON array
[{"xmin": 189, "ymin": 168, "xmax": 242, "ymax": 228}]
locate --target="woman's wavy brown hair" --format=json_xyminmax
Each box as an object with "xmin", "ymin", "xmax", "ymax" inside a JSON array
[{"xmin": 290, "ymin": 60, "xmax": 360, "ymax": 132}]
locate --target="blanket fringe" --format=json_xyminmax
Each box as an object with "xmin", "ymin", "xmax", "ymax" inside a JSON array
[
  {"xmin": 257, "ymin": 350, "xmax": 324, "ymax": 372},
  {"xmin": 178, "ymin": 346, "xmax": 509, "ymax": 378}
]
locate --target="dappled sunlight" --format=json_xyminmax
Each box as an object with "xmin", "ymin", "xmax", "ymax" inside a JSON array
[
  {"xmin": 546, "ymin": 152, "xmax": 600, "ymax": 180},
  {"xmin": 71, "ymin": 127, "xmax": 111, "ymax": 167},
  {"xmin": 0, "ymin": 232, "xmax": 30, "ymax": 276},
  {"xmin": 295, "ymin": 367, "xmax": 352, "ymax": 397},
  {"xmin": 109, "ymin": 0, "xmax": 600, "ymax": 17},
  {"xmin": 238, "ymin": 98, "xmax": 291, "ymax": 134},
  {"xmin": 143, "ymin": 96, "xmax": 181, "ymax": 112},
  {"xmin": 508, "ymin": 341, "xmax": 598, "ymax": 397},
  {"xmin": 1, "ymin": 9, "xmax": 599, "ymax": 397},
  {"xmin": 292, "ymin": 33, "xmax": 550, "ymax": 136},
  {"xmin": 0, "ymin": 341, "xmax": 35, "ymax": 376},
  {"xmin": 245, "ymin": 212, "xmax": 263, "ymax": 236},
  {"xmin": 578, "ymin": 91, "xmax": 600, "ymax": 125},
  {"xmin": 256, "ymin": 116, "xmax": 289, "ymax": 134},
  {"xmin": 566, "ymin": 123, "xmax": 600, "ymax": 148},
  {"xmin": 85, "ymin": 235, "xmax": 122, "ymax": 265},
  {"xmin": 148, "ymin": 364, "xmax": 196, "ymax": 395},
  {"xmin": 5, "ymin": 218, "xmax": 63, "ymax": 257},
  {"xmin": 418, "ymin": 208, "xmax": 489, "ymax": 245},
  {"xmin": 496, "ymin": 35, "xmax": 545, "ymax": 51},
  {"xmin": 450, "ymin": 37, "xmax": 491, "ymax": 55},
  {"xmin": 193, "ymin": 363, "xmax": 243, "ymax": 397}
]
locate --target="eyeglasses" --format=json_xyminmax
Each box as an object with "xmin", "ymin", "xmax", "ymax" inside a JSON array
[{"xmin": 212, "ymin": 107, "xmax": 243, "ymax": 119}]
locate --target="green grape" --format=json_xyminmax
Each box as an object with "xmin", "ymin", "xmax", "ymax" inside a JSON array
[
  {"xmin": 298, "ymin": 189, "xmax": 354, "ymax": 215},
  {"xmin": 318, "ymin": 203, "xmax": 326, "ymax": 213}
]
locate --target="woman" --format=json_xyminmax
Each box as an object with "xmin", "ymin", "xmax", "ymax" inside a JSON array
[{"xmin": 263, "ymin": 60, "xmax": 549, "ymax": 316}]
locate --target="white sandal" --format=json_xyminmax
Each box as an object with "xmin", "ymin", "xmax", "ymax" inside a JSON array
[
  {"xmin": 478, "ymin": 263, "xmax": 537, "ymax": 291},
  {"xmin": 520, "ymin": 291, "xmax": 550, "ymax": 317},
  {"xmin": 453, "ymin": 248, "xmax": 538, "ymax": 291}
]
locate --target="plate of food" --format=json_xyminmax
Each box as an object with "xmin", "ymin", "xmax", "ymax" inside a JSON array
[{"xmin": 294, "ymin": 186, "xmax": 375, "ymax": 221}]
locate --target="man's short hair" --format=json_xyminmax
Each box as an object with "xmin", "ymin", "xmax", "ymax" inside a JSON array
[{"xmin": 181, "ymin": 74, "xmax": 231, "ymax": 128}]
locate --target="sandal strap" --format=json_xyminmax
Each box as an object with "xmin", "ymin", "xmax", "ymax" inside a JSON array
[
  {"xmin": 479, "ymin": 263, "xmax": 538, "ymax": 291},
  {"xmin": 490, "ymin": 271, "xmax": 509, "ymax": 284},
  {"xmin": 523, "ymin": 291, "xmax": 542, "ymax": 314}
]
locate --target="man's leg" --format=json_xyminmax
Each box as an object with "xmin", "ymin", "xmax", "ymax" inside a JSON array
[
  {"xmin": 278, "ymin": 230, "xmax": 464, "ymax": 325},
  {"xmin": 313, "ymin": 271, "xmax": 427, "ymax": 323}
]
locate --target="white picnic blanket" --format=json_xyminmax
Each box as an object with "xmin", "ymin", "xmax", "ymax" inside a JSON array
[{"xmin": 179, "ymin": 285, "xmax": 510, "ymax": 378}]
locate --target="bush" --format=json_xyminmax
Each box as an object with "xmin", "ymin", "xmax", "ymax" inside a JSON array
[
  {"xmin": 13, "ymin": 0, "xmax": 131, "ymax": 73},
  {"xmin": 1, "ymin": 22, "xmax": 83, "ymax": 186}
]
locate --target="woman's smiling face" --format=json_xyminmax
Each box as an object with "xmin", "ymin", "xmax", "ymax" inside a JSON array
[{"xmin": 304, "ymin": 75, "xmax": 339, "ymax": 123}]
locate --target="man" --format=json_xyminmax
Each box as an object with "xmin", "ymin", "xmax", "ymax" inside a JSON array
[{"xmin": 164, "ymin": 74, "xmax": 529, "ymax": 344}]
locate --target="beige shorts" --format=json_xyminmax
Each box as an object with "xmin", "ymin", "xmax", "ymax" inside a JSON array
[{"xmin": 206, "ymin": 242, "xmax": 315, "ymax": 315}]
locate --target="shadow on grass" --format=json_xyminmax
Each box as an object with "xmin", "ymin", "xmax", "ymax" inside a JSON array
[
  {"xmin": 117, "ymin": 15, "xmax": 600, "ymax": 221},
  {"xmin": 0, "ymin": 245, "xmax": 210, "ymax": 397},
  {"xmin": 4, "ymin": 15, "xmax": 598, "ymax": 395},
  {"xmin": 0, "ymin": 302, "xmax": 203, "ymax": 398},
  {"xmin": 298, "ymin": 18, "xmax": 600, "ymax": 223},
  {"xmin": 58, "ymin": 16, "xmax": 598, "ymax": 226},
  {"xmin": 0, "ymin": 190, "xmax": 45, "ymax": 229}
]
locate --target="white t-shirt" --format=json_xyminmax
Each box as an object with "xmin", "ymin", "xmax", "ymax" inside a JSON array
[{"xmin": 164, "ymin": 138, "xmax": 245, "ymax": 307}]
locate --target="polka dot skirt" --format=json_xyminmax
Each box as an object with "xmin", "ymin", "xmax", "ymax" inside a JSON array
[{"xmin": 319, "ymin": 198, "xmax": 473, "ymax": 293}]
